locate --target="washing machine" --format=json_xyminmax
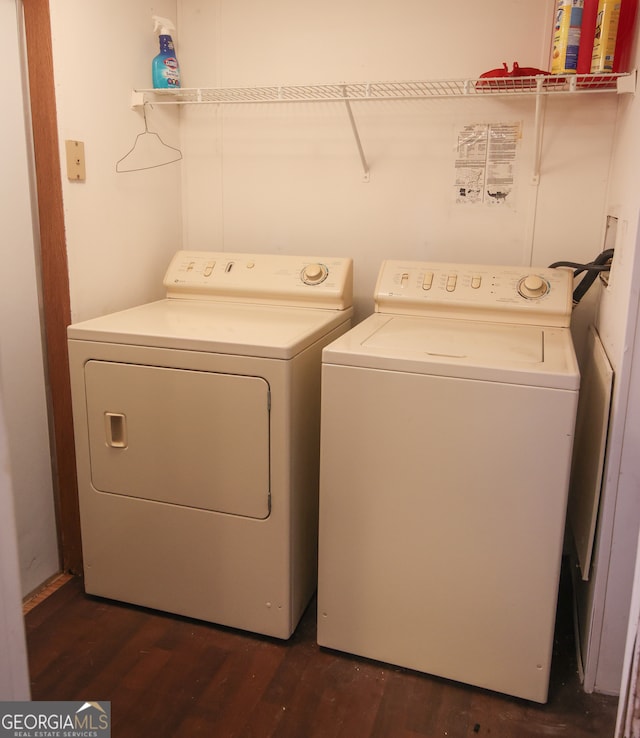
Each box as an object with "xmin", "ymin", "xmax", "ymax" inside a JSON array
[
  {"xmin": 317, "ymin": 260, "xmax": 579, "ymax": 702},
  {"xmin": 68, "ymin": 250, "xmax": 353, "ymax": 639}
]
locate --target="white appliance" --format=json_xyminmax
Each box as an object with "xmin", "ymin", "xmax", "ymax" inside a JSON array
[
  {"xmin": 317, "ymin": 260, "xmax": 579, "ymax": 702},
  {"xmin": 68, "ymin": 250, "xmax": 353, "ymax": 639}
]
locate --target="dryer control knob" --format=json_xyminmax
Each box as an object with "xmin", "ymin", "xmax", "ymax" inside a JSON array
[
  {"xmin": 301, "ymin": 263, "xmax": 328, "ymax": 285},
  {"xmin": 518, "ymin": 274, "xmax": 548, "ymax": 299}
]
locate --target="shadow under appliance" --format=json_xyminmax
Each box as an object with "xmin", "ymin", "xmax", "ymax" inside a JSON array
[
  {"xmin": 68, "ymin": 250, "xmax": 353, "ymax": 639},
  {"xmin": 317, "ymin": 260, "xmax": 579, "ymax": 701}
]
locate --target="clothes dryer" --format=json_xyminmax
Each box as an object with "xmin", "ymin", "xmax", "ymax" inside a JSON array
[
  {"xmin": 317, "ymin": 260, "xmax": 579, "ymax": 701},
  {"xmin": 68, "ymin": 251, "xmax": 353, "ymax": 639}
]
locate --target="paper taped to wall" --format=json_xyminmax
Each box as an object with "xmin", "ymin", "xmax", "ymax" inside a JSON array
[{"xmin": 454, "ymin": 122, "xmax": 521, "ymax": 207}]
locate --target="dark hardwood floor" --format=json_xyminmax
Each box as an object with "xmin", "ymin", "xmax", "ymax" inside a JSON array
[{"xmin": 25, "ymin": 562, "xmax": 618, "ymax": 737}]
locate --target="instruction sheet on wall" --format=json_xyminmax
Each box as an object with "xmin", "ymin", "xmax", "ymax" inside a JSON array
[{"xmin": 454, "ymin": 122, "xmax": 521, "ymax": 207}]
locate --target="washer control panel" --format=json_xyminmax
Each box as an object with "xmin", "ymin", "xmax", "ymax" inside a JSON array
[
  {"xmin": 164, "ymin": 251, "xmax": 353, "ymax": 310},
  {"xmin": 375, "ymin": 260, "xmax": 573, "ymax": 327}
]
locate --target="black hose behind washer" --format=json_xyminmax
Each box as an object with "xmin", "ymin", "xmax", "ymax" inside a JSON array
[{"xmin": 549, "ymin": 248, "xmax": 614, "ymax": 305}]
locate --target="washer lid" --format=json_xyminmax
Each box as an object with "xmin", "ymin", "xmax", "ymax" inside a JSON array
[
  {"xmin": 323, "ymin": 314, "xmax": 579, "ymax": 389},
  {"xmin": 68, "ymin": 299, "xmax": 353, "ymax": 359}
]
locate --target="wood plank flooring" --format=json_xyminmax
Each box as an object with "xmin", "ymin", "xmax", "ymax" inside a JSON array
[{"xmin": 25, "ymin": 563, "xmax": 618, "ymax": 738}]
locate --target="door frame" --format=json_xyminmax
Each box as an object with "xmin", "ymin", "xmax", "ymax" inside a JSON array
[{"xmin": 21, "ymin": 0, "xmax": 81, "ymax": 573}]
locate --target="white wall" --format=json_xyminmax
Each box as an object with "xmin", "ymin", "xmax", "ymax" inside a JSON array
[
  {"xmin": 0, "ymin": 389, "xmax": 30, "ymax": 700},
  {"xmin": 0, "ymin": 0, "xmax": 59, "ymax": 597},
  {"xmin": 48, "ymin": 0, "xmax": 621, "ymax": 324},
  {"xmin": 0, "ymin": 0, "xmax": 32, "ymax": 662},
  {"xmin": 49, "ymin": 0, "xmax": 183, "ymax": 322},
  {"xmin": 178, "ymin": 0, "xmax": 617, "ymax": 320},
  {"xmin": 614, "ymin": 295, "xmax": 640, "ymax": 733}
]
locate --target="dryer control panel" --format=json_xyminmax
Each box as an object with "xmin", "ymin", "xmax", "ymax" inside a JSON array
[
  {"xmin": 375, "ymin": 260, "xmax": 573, "ymax": 327},
  {"xmin": 164, "ymin": 251, "xmax": 353, "ymax": 310}
]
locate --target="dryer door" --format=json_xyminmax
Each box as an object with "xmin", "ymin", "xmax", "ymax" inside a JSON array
[{"xmin": 84, "ymin": 360, "xmax": 270, "ymax": 518}]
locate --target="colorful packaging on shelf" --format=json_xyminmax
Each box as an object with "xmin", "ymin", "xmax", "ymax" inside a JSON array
[
  {"xmin": 552, "ymin": 0, "xmax": 585, "ymax": 74},
  {"xmin": 591, "ymin": 0, "xmax": 622, "ymax": 71},
  {"xmin": 577, "ymin": 0, "xmax": 599, "ymax": 72},
  {"xmin": 612, "ymin": 0, "xmax": 638, "ymax": 72}
]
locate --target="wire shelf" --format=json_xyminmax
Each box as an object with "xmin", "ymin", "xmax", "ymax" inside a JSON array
[
  {"xmin": 134, "ymin": 73, "xmax": 633, "ymax": 106},
  {"xmin": 128, "ymin": 72, "xmax": 635, "ymax": 182}
]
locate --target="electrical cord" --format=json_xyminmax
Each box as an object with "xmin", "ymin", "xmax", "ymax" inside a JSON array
[{"xmin": 549, "ymin": 248, "xmax": 614, "ymax": 305}]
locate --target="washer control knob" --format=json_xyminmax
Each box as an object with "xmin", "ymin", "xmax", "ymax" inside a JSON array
[
  {"xmin": 518, "ymin": 274, "xmax": 549, "ymax": 299},
  {"xmin": 301, "ymin": 263, "xmax": 328, "ymax": 285}
]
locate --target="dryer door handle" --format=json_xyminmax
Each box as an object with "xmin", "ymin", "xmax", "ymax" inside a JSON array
[{"xmin": 104, "ymin": 412, "xmax": 128, "ymax": 449}]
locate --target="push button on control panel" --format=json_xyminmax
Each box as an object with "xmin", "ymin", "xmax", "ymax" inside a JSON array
[
  {"xmin": 471, "ymin": 275, "xmax": 482, "ymax": 289},
  {"xmin": 422, "ymin": 272, "xmax": 434, "ymax": 290},
  {"xmin": 446, "ymin": 275, "xmax": 457, "ymax": 292}
]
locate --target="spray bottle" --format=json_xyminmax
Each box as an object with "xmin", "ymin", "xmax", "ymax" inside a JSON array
[{"xmin": 152, "ymin": 16, "xmax": 181, "ymax": 89}]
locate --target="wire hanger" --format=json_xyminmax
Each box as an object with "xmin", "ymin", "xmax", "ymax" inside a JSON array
[{"xmin": 116, "ymin": 105, "xmax": 183, "ymax": 173}]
